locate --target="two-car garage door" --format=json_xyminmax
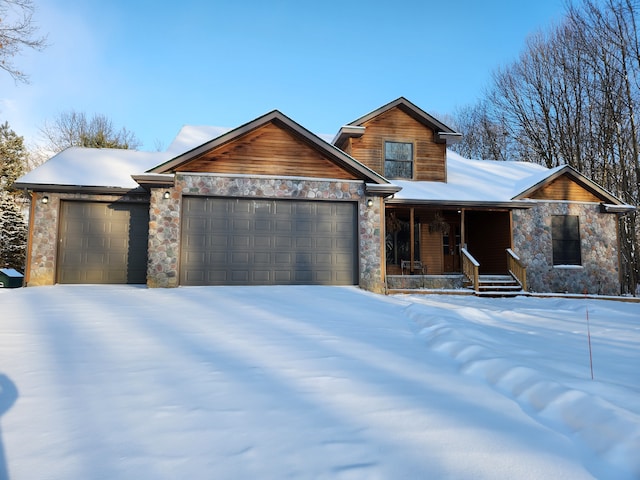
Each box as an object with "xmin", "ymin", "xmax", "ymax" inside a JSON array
[{"xmin": 180, "ymin": 197, "xmax": 358, "ymax": 285}]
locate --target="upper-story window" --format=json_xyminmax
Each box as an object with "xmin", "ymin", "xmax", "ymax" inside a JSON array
[{"xmin": 385, "ymin": 141, "xmax": 413, "ymax": 179}]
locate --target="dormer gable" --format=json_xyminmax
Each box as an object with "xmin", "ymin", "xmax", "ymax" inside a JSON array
[
  {"xmin": 149, "ymin": 110, "xmax": 388, "ymax": 185},
  {"xmin": 332, "ymin": 97, "xmax": 461, "ymax": 182}
]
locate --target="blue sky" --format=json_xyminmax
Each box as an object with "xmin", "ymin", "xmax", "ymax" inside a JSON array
[{"xmin": 0, "ymin": 0, "xmax": 567, "ymax": 151}]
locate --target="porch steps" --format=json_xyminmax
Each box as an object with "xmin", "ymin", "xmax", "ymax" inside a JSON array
[{"xmin": 470, "ymin": 275, "xmax": 525, "ymax": 297}]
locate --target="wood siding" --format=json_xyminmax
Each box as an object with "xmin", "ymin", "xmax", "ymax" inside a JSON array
[
  {"xmin": 177, "ymin": 122, "xmax": 358, "ymax": 180},
  {"xmin": 528, "ymin": 175, "xmax": 602, "ymax": 202},
  {"xmin": 348, "ymin": 108, "xmax": 446, "ymax": 181},
  {"xmin": 420, "ymin": 221, "xmax": 443, "ymax": 275}
]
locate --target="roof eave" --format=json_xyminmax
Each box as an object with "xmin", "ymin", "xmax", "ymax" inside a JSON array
[
  {"xmin": 131, "ymin": 173, "xmax": 176, "ymax": 189},
  {"xmin": 601, "ymin": 203, "xmax": 636, "ymax": 214},
  {"xmin": 365, "ymin": 183, "xmax": 402, "ymax": 198},
  {"xmin": 436, "ymin": 132, "xmax": 463, "ymax": 145},
  {"xmin": 331, "ymin": 125, "xmax": 366, "ymax": 146},
  {"xmin": 385, "ymin": 198, "xmax": 536, "ymax": 209},
  {"xmin": 13, "ymin": 182, "xmax": 147, "ymax": 195}
]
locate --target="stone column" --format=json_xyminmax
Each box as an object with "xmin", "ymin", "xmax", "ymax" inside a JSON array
[{"xmin": 147, "ymin": 188, "xmax": 181, "ymax": 288}]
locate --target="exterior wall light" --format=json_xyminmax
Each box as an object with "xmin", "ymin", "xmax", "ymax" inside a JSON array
[
  {"xmin": 366, "ymin": 198, "xmax": 374, "ymax": 208},
  {"xmin": 163, "ymin": 191, "xmax": 171, "ymax": 199},
  {"xmin": 41, "ymin": 196, "xmax": 49, "ymax": 204}
]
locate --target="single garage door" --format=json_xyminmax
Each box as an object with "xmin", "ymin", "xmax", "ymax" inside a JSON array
[
  {"xmin": 57, "ymin": 201, "xmax": 149, "ymax": 284},
  {"xmin": 180, "ymin": 197, "xmax": 357, "ymax": 285}
]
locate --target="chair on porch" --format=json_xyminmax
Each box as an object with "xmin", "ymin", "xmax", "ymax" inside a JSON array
[{"xmin": 401, "ymin": 260, "xmax": 426, "ymax": 275}]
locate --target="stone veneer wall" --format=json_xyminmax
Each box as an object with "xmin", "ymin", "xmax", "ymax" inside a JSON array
[
  {"xmin": 26, "ymin": 191, "xmax": 149, "ymax": 286},
  {"xmin": 512, "ymin": 202, "xmax": 621, "ymax": 295},
  {"xmin": 147, "ymin": 174, "xmax": 386, "ymax": 293}
]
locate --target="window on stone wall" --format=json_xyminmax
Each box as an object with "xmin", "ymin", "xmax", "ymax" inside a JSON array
[{"xmin": 552, "ymin": 215, "xmax": 582, "ymax": 265}]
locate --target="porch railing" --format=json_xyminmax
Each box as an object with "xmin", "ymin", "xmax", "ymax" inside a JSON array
[
  {"xmin": 506, "ymin": 249, "xmax": 527, "ymax": 291},
  {"xmin": 461, "ymin": 248, "xmax": 480, "ymax": 292}
]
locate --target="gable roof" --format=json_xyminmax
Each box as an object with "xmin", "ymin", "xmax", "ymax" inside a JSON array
[
  {"xmin": 149, "ymin": 110, "xmax": 391, "ymax": 185},
  {"xmin": 512, "ymin": 164, "xmax": 626, "ymax": 205},
  {"xmin": 387, "ymin": 152, "xmax": 635, "ymax": 210},
  {"xmin": 333, "ymin": 97, "xmax": 462, "ymax": 146}
]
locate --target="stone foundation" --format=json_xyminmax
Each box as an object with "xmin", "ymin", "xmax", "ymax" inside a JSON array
[{"xmin": 386, "ymin": 274, "xmax": 465, "ymax": 290}]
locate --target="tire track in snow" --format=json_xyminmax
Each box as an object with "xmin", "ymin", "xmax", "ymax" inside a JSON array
[{"xmin": 403, "ymin": 303, "xmax": 640, "ymax": 479}]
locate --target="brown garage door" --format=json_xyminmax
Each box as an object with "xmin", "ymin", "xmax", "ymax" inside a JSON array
[
  {"xmin": 180, "ymin": 197, "xmax": 357, "ymax": 285},
  {"xmin": 57, "ymin": 201, "xmax": 149, "ymax": 284}
]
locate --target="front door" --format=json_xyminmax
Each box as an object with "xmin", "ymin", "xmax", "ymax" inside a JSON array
[{"xmin": 443, "ymin": 223, "xmax": 461, "ymax": 273}]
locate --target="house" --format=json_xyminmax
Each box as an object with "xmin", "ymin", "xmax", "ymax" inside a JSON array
[{"xmin": 14, "ymin": 98, "xmax": 635, "ymax": 295}]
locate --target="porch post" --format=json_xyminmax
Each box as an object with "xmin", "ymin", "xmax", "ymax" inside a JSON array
[
  {"xmin": 410, "ymin": 207, "xmax": 415, "ymax": 273},
  {"xmin": 460, "ymin": 208, "xmax": 466, "ymax": 252}
]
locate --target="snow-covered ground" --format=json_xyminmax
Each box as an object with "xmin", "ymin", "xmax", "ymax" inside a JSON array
[{"xmin": 0, "ymin": 286, "xmax": 638, "ymax": 479}]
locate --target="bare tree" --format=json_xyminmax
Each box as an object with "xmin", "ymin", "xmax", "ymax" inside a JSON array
[
  {"xmin": 39, "ymin": 110, "xmax": 141, "ymax": 152},
  {"xmin": 0, "ymin": 0, "xmax": 47, "ymax": 83},
  {"xmin": 451, "ymin": 0, "xmax": 640, "ymax": 293},
  {"xmin": 448, "ymin": 101, "xmax": 510, "ymax": 161}
]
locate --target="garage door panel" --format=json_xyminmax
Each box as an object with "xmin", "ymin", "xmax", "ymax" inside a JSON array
[
  {"xmin": 295, "ymin": 237, "xmax": 313, "ymax": 248},
  {"xmin": 180, "ymin": 197, "xmax": 357, "ymax": 286},
  {"xmin": 231, "ymin": 252, "xmax": 250, "ymax": 263},
  {"xmin": 254, "ymin": 252, "xmax": 271, "ymax": 264},
  {"xmin": 274, "ymin": 271, "xmax": 292, "ymax": 282},
  {"xmin": 275, "ymin": 236, "xmax": 292, "ymax": 248},
  {"xmin": 275, "ymin": 220, "xmax": 292, "ymax": 232},
  {"xmin": 210, "ymin": 235, "xmax": 228, "ymax": 247},
  {"xmin": 254, "ymin": 235, "xmax": 272, "ymax": 248},
  {"xmin": 58, "ymin": 201, "xmax": 149, "ymax": 284},
  {"xmin": 232, "ymin": 235, "xmax": 250, "ymax": 247},
  {"xmin": 316, "ymin": 237, "xmax": 332, "ymax": 249}
]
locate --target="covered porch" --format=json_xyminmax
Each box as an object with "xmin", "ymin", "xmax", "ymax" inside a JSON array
[{"xmin": 384, "ymin": 205, "xmax": 527, "ymax": 293}]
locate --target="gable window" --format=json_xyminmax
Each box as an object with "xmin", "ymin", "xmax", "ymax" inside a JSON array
[
  {"xmin": 385, "ymin": 141, "xmax": 413, "ymax": 179},
  {"xmin": 552, "ymin": 215, "xmax": 582, "ymax": 265}
]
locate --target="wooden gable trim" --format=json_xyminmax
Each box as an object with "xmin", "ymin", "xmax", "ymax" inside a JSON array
[
  {"xmin": 149, "ymin": 110, "xmax": 390, "ymax": 185},
  {"xmin": 514, "ymin": 165, "xmax": 624, "ymax": 205},
  {"xmin": 175, "ymin": 122, "xmax": 360, "ymax": 180},
  {"xmin": 334, "ymin": 97, "xmax": 461, "ymax": 148}
]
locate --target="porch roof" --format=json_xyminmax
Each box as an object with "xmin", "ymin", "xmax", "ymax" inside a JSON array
[{"xmin": 388, "ymin": 151, "xmax": 546, "ymax": 206}]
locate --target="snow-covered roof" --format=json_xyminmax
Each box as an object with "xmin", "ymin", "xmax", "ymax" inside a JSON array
[
  {"xmin": 16, "ymin": 147, "xmax": 170, "ymax": 190},
  {"xmin": 15, "ymin": 125, "xmax": 622, "ymax": 208},
  {"xmin": 15, "ymin": 125, "xmax": 230, "ymax": 190},
  {"xmin": 165, "ymin": 125, "xmax": 230, "ymax": 156},
  {"xmin": 390, "ymin": 151, "xmax": 548, "ymax": 204}
]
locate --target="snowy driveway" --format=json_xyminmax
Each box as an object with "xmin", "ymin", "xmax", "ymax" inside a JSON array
[{"xmin": 1, "ymin": 286, "xmax": 638, "ymax": 479}]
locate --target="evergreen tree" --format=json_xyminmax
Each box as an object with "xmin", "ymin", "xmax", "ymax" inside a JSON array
[
  {"xmin": 0, "ymin": 121, "xmax": 28, "ymax": 271},
  {"xmin": 0, "ymin": 121, "xmax": 26, "ymax": 190},
  {"xmin": 0, "ymin": 190, "xmax": 27, "ymax": 270}
]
